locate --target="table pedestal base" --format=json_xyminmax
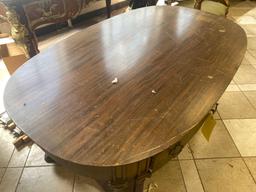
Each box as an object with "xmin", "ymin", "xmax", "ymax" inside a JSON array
[
  {"xmin": 43, "ymin": 112, "xmax": 215, "ymax": 192},
  {"xmin": 101, "ymin": 175, "xmax": 147, "ymax": 192}
]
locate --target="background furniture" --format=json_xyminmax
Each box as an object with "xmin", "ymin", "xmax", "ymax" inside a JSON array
[
  {"xmin": 129, "ymin": 0, "xmax": 157, "ymax": 9},
  {"xmin": 0, "ymin": 0, "xmax": 112, "ymax": 58},
  {"xmin": 194, "ymin": 0, "xmax": 230, "ymax": 16}
]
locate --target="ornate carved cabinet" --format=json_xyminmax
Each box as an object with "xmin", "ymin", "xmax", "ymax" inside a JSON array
[{"xmin": 0, "ymin": 0, "xmax": 111, "ymax": 58}]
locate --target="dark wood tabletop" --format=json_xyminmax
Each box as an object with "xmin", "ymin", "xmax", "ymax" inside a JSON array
[{"xmin": 4, "ymin": 6, "xmax": 246, "ymax": 167}]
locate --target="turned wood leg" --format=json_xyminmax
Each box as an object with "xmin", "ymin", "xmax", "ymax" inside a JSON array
[
  {"xmin": 44, "ymin": 153, "xmax": 55, "ymax": 163},
  {"xmin": 106, "ymin": 0, "xmax": 111, "ymax": 18}
]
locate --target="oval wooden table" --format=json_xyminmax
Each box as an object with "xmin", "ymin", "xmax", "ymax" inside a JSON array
[{"xmin": 4, "ymin": 6, "xmax": 246, "ymax": 192}]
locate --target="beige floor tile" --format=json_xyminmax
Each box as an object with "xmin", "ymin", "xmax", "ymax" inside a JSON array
[
  {"xmin": 8, "ymin": 146, "xmax": 31, "ymax": 167},
  {"xmin": 180, "ymin": 160, "xmax": 204, "ymax": 192},
  {"xmin": 244, "ymin": 51, "xmax": 256, "ymax": 64},
  {"xmin": 253, "ymin": 64, "xmax": 256, "ymax": 70},
  {"xmin": 241, "ymin": 57, "xmax": 250, "ymax": 65},
  {"xmin": 244, "ymin": 157, "xmax": 256, "ymax": 181},
  {"xmin": 0, "ymin": 128, "xmax": 14, "ymax": 167},
  {"xmin": 249, "ymin": 49, "xmax": 256, "ymax": 59},
  {"xmin": 235, "ymin": 15, "xmax": 255, "ymax": 25},
  {"xmin": 178, "ymin": 144, "xmax": 193, "ymax": 160},
  {"xmin": 218, "ymin": 92, "xmax": 256, "ymax": 119},
  {"xmin": 0, "ymin": 168, "xmax": 5, "ymax": 181},
  {"xmin": 16, "ymin": 166, "xmax": 74, "ymax": 192},
  {"xmin": 236, "ymin": 15, "xmax": 256, "ymax": 25},
  {"xmin": 0, "ymin": 168, "xmax": 22, "ymax": 192},
  {"xmin": 234, "ymin": 64, "xmax": 256, "ymax": 84},
  {"xmin": 177, "ymin": 145, "xmax": 192, "ymax": 160},
  {"xmin": 224, "ymin": 119, "xmax": 256, "ymax": 156},
  {"xmin": 190, "ymin": 120, "xmax": 240, "ymax": 158},
  {"xmin": 247, "ymin": 37, "xmax": 256, "ymax": 50},
  {"xmin": 228, "ymin": 8, "xmax": 254, "ymax": 17},
  {"xmin": 238, "ymin": 84, "xmax": 256, "ymax": 91},
  {"xmin": 225, "ymin": 84, "xmax": 240, "ymax": 92},
  {"xmin": 229, "ymin": 80, "xmax": 236, "ymax": 85},
  {"xmin": 196, "ymin": 158, "xmax": 256, "ymax": 192},
  {"xmin": 74, "ymin": 175, "xmax": 104, "ymax": 192},
  {"xmin": 241, "ymin": 24, "xmax": 256, "ymax": 37},
  {"xmin": 144, "ymin": 161, "xmax": 186, "ymax": 192},
  {"xmin": 244, "ymin": 91, "xmax": 256, "ymax": 108},
  {"xmin": 26, "ymin": 144, "xmax": 53, "ymax": 166},
  {"xmin": 247, "ymin": 9, "xmax": 256, "ymax": 18}
]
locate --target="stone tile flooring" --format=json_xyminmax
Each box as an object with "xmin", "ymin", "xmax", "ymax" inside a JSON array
[{"xmin": 1, "ymin": 1, "xmax": 256, "ymax": 191}]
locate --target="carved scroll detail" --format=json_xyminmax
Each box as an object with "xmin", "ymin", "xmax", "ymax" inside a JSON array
[{"xmin": 5, "ymin": 6, "xmax": 30, "ymax": 57}]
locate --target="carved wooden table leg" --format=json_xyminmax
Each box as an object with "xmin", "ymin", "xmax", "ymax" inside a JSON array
[{"xmin": 97, "ymin": 160, "xmax": 152, "ymax": 192}]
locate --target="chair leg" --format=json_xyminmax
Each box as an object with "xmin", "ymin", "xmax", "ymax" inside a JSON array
[{"xmin": 106, "ymin": 0, "xmax": 111, "ymax": 18}]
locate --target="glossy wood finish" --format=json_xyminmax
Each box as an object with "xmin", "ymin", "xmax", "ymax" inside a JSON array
[{"xmin": 4, "ymin": 7, "xmax": 246, "ymax": 168}]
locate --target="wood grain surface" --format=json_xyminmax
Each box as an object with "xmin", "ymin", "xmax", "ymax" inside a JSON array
[{"xmin": 4, "ymin": 6, "xmax": 247, "ymax": 167}]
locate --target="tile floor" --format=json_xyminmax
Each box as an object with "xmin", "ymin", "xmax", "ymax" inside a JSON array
[{"xmin": 1, "ymin": 1, "xmax": 256, "ymax": 191}]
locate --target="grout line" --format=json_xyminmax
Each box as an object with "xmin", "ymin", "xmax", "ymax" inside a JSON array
[
  {"xmin": 177, "ymin": 158, "xmax": 193, "ymax": 161},
  {"xmin": 24, "ymin": 164, "xmax": 56, "ymax": 168},
  {"xmin": 14, "ymin": 146, "xmax": 32, "ymax": 192},
  {"xmin": 188, "ymin": 144, "xmax": 206, "ymax": 192},
  {"xmin": 170, "ymin": 155, "xmax": 256, "ymax": 161},
  {"xmin": 220, "ymin": 116, "xmax": 241, "ymax": 157},
  {"xmin": 0, "ymin": 164, "xmax": 57, "ymax": 169},
  {"xmin": 241, "ymin": 157, "xmax": 256, "ymax": 185},
  {"xmin": 240, "ymin": 89, "xmax": 256, "ymax": 111},
  {"xmin": 180, "ymin": 156, "xmax": 241, "ymax": 160},
  {"xmin": 237, "ymin": 90, "xmax": 256, "ymax": 93},
  {"xmin": 178, "ymin": 160, "xmax": 188, "ymax": 192},
  {"xmin": 72, "ymin": 175, "xmax": 76, "ymax": 192},
  {"xmin": 0, "ymin": 147, "xmax": 15, "ymax": 185},
  {"xmin": 220, "ymin": 117, "xmax": 256, "ymax": 120}
]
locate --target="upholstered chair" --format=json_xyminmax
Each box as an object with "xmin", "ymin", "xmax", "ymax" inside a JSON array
[{"xmin": 194, "ymin": 0, "xmax": 230, "ymax": 16}]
